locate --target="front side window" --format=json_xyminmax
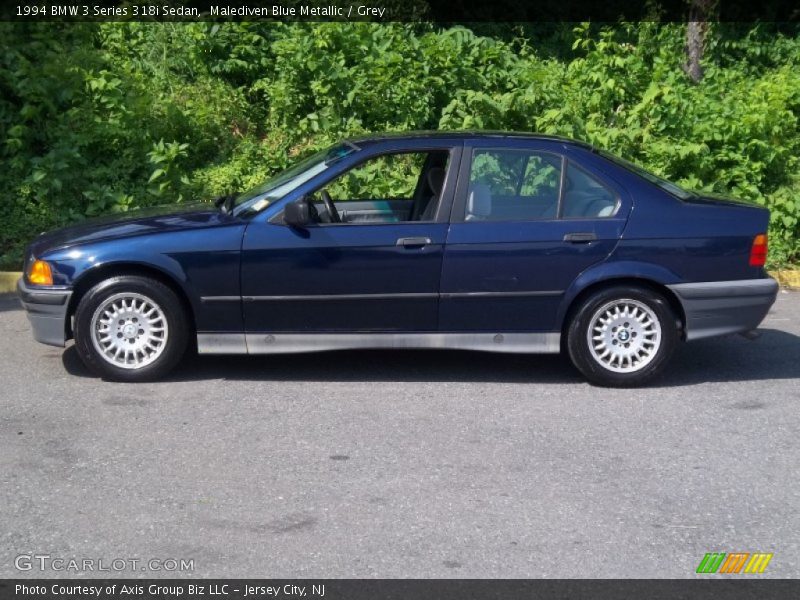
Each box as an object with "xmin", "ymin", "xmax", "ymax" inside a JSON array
[
  {"xmin": 307, "ymin": 150, "xmax": 450, "ymax": 224},
  {"xmin": 464, "ymin": 149, "xmax": 618, "ymax": 221},
  {"xmin": 326, "ymin": 152, "xmax": 428, "ymax": 201}
]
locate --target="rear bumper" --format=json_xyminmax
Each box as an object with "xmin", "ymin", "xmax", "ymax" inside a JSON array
[
  {"xmin": 17, "ymin": 278, "xmax": 72, "ymax": 347},
  {"xmin": 667, "ymin": 278, "xmax": 779, "ymax": 341}
]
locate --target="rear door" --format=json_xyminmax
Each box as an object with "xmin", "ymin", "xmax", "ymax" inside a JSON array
[{"xmin": 439, "ymin": 138, "xmax": 630, "ymax": 332}]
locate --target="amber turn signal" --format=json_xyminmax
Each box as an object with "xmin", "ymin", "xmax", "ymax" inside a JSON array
[{"xmin": 28, "ymin": 259, "xmax": 53, "ymax": 285}]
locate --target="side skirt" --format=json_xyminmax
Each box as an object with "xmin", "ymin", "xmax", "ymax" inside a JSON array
[{"xmin": 197, "ymin": 332, "xmax": 561, "ymax": 355}]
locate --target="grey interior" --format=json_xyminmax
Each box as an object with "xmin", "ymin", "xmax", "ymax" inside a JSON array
[{"xmin": 332, "ymin": 199, "xmax": 414, "ymax": 223}]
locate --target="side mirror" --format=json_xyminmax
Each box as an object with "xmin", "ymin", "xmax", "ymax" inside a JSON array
[
  {"xmin": 213, "ymin": 193, "xmax": 238, "ymax": 214},
  {"xmin": 284, "ymin": 197, "xmax": 310, "ymax": 227}
]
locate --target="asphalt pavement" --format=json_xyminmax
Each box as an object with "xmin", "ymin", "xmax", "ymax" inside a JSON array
[{"xmin": 1, "ymin": 291, "xmax": 799, "ymax": 578}]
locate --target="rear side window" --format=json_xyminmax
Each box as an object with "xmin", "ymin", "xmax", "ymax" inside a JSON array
[
  {"xmin": 466, "ymin": 150, "xmax": 562, "ymax": 221},
  {"xmin": 464, "ymin": 149, "xmax": 618, "ymax": 221}
]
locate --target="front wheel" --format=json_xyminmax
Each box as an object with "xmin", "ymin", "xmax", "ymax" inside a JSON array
[
  {"xmin": 73, "ymin": 275, "xmax": 189, "ymax": 382},
  {"xmin": 566, "ymin": 286, "xmax": 679, "ymax": 387}
]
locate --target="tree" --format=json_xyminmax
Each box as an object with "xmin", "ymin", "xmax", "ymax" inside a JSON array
[{"xmin": 684, "ymin": 0, "xmax": 717, "ymax": 83}]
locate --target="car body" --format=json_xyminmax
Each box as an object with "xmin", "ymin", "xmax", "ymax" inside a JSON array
[{"xmin": 17, "ymin": 131, "xmax": 778, "ymax": 386}]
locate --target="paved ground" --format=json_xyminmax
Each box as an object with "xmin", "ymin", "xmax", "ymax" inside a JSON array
[{"xmin": 1, "ymin": 291, "xmax": 798, "ymax": 579}]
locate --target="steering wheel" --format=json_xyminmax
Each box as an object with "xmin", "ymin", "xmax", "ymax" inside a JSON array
[{"xmin": 320, "ymin": 190, "xmax": 341, "ymax": 223}]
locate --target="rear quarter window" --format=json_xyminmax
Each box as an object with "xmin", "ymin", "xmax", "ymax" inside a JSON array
[{"xmin": 561, "ymin": 162, "xmax": 619, "ymax": 218}]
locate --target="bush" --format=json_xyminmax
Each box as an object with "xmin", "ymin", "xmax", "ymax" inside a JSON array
[{"xmin": 1, "ymin": 21, "xmax": 798, "ymax": 268}]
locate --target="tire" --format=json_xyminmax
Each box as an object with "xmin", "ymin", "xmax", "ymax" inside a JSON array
[
  {"xmin": 73, "ymin": 275, "xmax": 189, "ymax": 382},
  {"xmin": 566, "ymin": 285, "xmax": 679, "ymax": 387}
]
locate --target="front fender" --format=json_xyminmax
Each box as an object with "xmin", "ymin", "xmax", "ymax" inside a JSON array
[
  {"xmin": 39, "ymin": 225, "xmax": 245, "ymax": 334},
  {"xmin": 43, "ymin": 246, "xmax": 191, "ymax": 291}
]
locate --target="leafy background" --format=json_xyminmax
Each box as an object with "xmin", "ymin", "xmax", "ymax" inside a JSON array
[{"xmin": 1, "ymin": 21, "xmax": 799, "ymax": 268}]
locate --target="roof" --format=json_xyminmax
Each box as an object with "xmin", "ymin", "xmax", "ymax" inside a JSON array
[{"xmin": 344, "ymin": 130, "xmax": 595, "ymax": 149}]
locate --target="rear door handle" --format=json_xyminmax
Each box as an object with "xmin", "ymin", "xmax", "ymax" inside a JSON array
[
  {"xmin": 563, "ymin": 232, "xmax": 597, "ymax": 243},
  {"xmin": 396, "ymin": 237, "xmax": 432, "ymax": 248}
]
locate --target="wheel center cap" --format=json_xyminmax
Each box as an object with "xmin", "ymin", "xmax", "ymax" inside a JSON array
[
  {"xmin": 122, "ymin": 323, "xmax": 137, "ymax": 339},
  {"xmin": 617, "ymin": 329, "xmax": 630, "ymax": 342}
]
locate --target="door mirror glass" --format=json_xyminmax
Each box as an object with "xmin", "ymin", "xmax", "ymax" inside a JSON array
[{"xmin": 284, "ymin": 197, "xmax": 311, "ymax": 227}]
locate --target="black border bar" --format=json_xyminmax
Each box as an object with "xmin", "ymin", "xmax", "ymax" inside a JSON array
[
  {"xmin": 2, "ymin": 0, "xmax": 799, "ymax": 22},
  {"xmin": 3, "ymin": 580, "xmax": 800, "ymax": 600}
]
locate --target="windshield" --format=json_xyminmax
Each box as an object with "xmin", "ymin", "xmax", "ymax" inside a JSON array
[
  {"xmin": 596, "ymin": 149, "xmax": 695, "ymax": 201},
  {"xmin": 232, "ymin": 141, "xmax": 360, "ymax": 217}
]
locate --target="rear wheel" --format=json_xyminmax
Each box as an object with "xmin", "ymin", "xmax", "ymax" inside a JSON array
[
  {"xmin": 567, "ymin": 285, "xmax": 678, "ymax": 387},
  {"xmin": 74, "ymin": 276, "xmax": 189, "ymax": 382}
]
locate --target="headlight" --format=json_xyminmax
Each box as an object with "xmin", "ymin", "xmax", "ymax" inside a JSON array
[{"xmin": 28, "ymin": 259, "xmax": 53, "ymax": 285}]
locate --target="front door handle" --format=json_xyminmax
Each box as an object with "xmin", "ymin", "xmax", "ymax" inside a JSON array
[
  {"xmin": 396, "ymin": 237, "xmax": 432, "ymax": 248},
  {"xmin": 563, "ymin": 232, "xmax": 597, "ymax": 243}
]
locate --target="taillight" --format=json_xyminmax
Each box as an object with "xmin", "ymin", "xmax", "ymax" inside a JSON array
[{"xmin": 749, "ymin": 234, "xmax": 768, "ymax": 267}]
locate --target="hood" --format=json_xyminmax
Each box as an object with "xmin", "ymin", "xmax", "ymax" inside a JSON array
[{"xmin": 29, "ymin": 202, "xmax": 235, "ymax": 257}]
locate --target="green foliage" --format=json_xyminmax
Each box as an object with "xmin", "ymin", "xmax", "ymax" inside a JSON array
[
  {"xmin": 327, "ymin": 152, "xmax": 427, "ymax": 200},
  {"xmin": 1, "ymin": 21, "xmax": 799, "ymax": 268},
  {"xmin": 147, "ymin": 140, "xmax": 191, "ymax": 201}
]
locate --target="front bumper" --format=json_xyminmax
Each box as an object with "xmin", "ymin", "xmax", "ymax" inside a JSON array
[
  {"xmin": 667, "ymin": 278, "xmax": 779, "ymax": 341},
  {"xmin": 17, "ymin": 278, "xmax": 73, "ymax": 347}
]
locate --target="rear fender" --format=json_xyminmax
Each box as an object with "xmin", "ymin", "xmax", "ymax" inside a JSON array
[{"xmin": 557, "ymin": 260, "xmax": 683, "ymax": 329}]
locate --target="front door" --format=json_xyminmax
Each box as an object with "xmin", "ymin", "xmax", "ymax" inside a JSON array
[
  {"xmin": 439, "ymin": 141, "xmax": 630, "ymax": 332},
  {"xmin": 241, "ymin": 144, "xmax": 461, "ymax": 334}
]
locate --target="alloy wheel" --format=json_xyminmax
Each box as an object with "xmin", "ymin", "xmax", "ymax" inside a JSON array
[
  {"xmin": 586, "ymin": 298, "xmax": 662, "ymax": 373},
  {"xmin": 89, "ymin": 292, "xmax": 169, "ymax": 369}
]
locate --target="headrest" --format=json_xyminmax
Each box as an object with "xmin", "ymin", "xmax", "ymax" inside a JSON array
[
  {"xmin": 466, "ymin": 183, "xmax": 492, "ymax": 219},
  {"xmin": 597, "ymin": 204, "xmax": 616, "ymax": 217},
  {"xmin": 427, "ymin": 167, "xmax": 446, "ymax": 196}
]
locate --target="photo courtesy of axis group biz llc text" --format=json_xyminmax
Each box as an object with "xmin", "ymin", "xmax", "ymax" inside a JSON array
[
  {"xmin": 1, "ymin": 0, "xmax": 800, "ymax": 599},
  {"xmin": 15, "ymin": 584, "xmax": 324, "ymax": 597}
]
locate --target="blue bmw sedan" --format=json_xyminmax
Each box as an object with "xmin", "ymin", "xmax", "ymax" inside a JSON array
[{"xmin": 17, "ymin": 132, "xmax": 778, "ymax": 386}]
